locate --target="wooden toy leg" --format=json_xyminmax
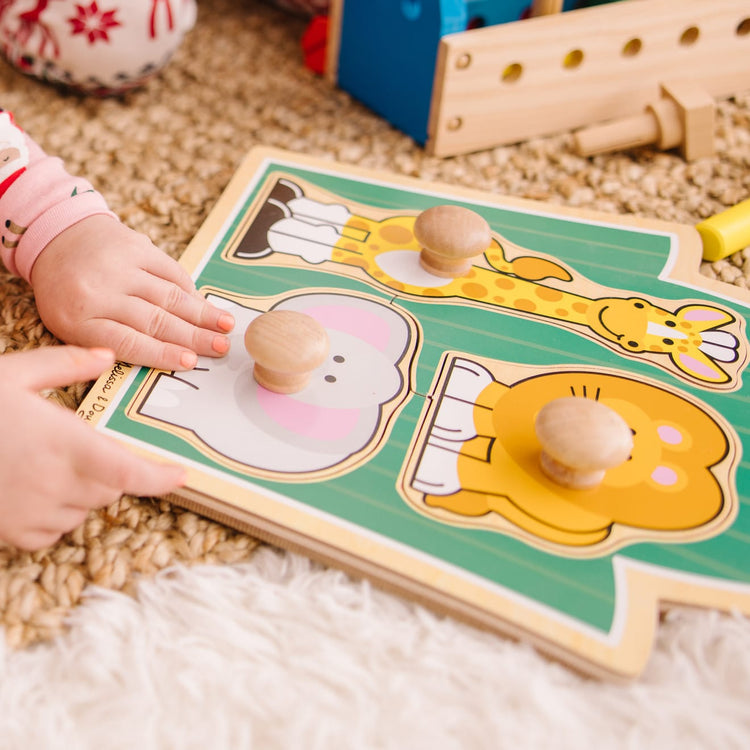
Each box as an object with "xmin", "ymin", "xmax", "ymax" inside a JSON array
[{"xmin": 574, "ymin": 82, "xmax": 715, "ymax": 160}]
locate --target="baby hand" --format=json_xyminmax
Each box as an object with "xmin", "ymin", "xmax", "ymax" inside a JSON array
[
  {"xmin": 30, "ymin": 215, "xmax": 235, "ymax": 371},
  {"xmin": 0, "ymin": 346, "xmax": 187, "ymax": 551}
]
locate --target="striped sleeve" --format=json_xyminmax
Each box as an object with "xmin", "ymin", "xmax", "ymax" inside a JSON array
[{"xmin": 0, "ymin": 109, "xmax": 115, "ymax": 282}]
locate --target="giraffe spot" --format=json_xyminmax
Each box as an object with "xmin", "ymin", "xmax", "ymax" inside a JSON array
[
  {"xmin": 487, "ymin": 254, "xmax": 511, "ymax": 272},
  {"xmin": 462, "ymin": 282, "xmax": 487, "ymax": 298},
  {"xmin": 555, "ymin": 308, "xmax": 570, "ymax": 317},
  {"xmin": 680, "ymin": 321, "xmax": 693, "ymax": 330},
  {"xmin": 338, "ymin": 242, "xmax": 360, "ymax": 255},
  {"xmin": 648, "ymin": 345, "xmax": 664, "ymax": 352},
  {"xmin": 514, "ymin": 299, "xmax": 537, "ymax": 312},
  {"xmin": 572, "ymin": 302, "xmax": 588, "ymax": 314},
  {"xmin": 349, "ymin": 218, "xmax": 369, "ymax": 230},
  {"xmin": 368, "ymin": 244, "xmax": 381, "ymax": 252},
  {"xmin": 494, "ymin": 277, "xmax": 516, "ymax": 290},
  {"xmin": 379, "ymin": 225, "xmax": 413, "ymax": 245},
  {"xmin": 351, "ymin": 257, "xmax": 371, "ymax": 270},
  {"xmin": 493, "ymin": 296, "xmax": 506, "ymax": 304},
  {"xmin": 534, "ymin": 286, "xmax": 564, "ymax": 302},
  {"xmin": 654, "ymin": 307, "xmax": 668, "ymax": 317},
  {"xmin": 678, "ymin": 345, "xmax": 689, "ymax": 353},
  {"xmin": 423, "ymin": 288, "xmax": 444, "ymax": 297}
]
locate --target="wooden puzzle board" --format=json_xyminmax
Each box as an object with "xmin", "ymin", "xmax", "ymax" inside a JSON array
[{"xmin": 79, "ymin": 147, "xmax": 750, "ymax": 680}]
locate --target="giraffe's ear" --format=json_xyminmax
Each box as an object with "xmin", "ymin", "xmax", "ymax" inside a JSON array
[
  {"xmin": 670, "ymin": 347, "xmax": 732, "ymax": 386},
  {"xmin": 675, "ymin": 303, "xmax": 735, "ymax": 331},
  {"xmin": 670, "ymin": 304, "xmax": 742, "ymax": 385}
]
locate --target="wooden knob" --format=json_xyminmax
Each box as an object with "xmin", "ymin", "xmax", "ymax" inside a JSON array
[
  {"xmin": 534, "ymin": 397, "xmax": 633, "ymax": 490},
  {"xmin": 244, "ymin": 310, "xmax": 329, "ymax": 394},
  {"xmin": 414, "ymin": 205, "xmax": 491, "ymax": 278}
]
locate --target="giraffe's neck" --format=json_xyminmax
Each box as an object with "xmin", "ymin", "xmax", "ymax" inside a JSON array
[{"xmin": 332, "ymin": 216, "xmax": 593, "ymax": 326}]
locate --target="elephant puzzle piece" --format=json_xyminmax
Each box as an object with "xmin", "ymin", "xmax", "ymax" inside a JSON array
[{"xmin": 135, "ymin": 291, "xmax": 417, "ymax": 476}]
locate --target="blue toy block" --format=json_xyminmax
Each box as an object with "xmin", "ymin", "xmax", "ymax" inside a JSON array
[{"xmin": 335, "ymin": 1, "xmax": 578, "ymax": 145}]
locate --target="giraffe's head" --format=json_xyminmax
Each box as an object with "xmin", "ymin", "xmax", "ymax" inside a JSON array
[{"xmin": 586, "ymin": 297, "xmax": 742, "ymax": 386}]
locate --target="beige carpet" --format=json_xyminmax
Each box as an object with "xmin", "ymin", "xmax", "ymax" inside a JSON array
[{"xmin": 0, "ymin": 0, "xmax": 748, "ymax": 650}]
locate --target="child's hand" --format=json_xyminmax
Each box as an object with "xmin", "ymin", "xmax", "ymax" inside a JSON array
[
  {"xmin": 30, "ymin": 215, "xmax": 235, "ymax": 371},
  {"xmin": 0, "ymin": 346, "xmax": 187, "ymax": 551}
]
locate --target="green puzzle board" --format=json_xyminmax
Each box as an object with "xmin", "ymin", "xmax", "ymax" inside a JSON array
[{"xmin": 80, "ymin": 147, "xmax": 750, "ymax": 680}]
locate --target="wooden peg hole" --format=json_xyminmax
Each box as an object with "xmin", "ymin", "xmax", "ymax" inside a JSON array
[{"xmin": 501, "ymin": 63, "xmax": 523, "ymax": 83}]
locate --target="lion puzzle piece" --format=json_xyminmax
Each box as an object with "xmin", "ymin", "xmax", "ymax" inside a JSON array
[{"xmin": 535, "ymin": 396, "xmax": 634, "ymax": 490}]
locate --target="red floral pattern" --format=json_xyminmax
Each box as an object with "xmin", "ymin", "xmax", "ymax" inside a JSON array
[
  {"xmin": 68, "ymin": 2, "xmax": 121, "ymax": 44},
  {"xmin": 0, "ymin": 0, "xmax": 196, "ymax": 93}
]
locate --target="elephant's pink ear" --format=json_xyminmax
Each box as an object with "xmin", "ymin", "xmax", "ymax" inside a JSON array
[{"xmin": 299, "ymin": 305, "xmax": 392, "ymax": 352}]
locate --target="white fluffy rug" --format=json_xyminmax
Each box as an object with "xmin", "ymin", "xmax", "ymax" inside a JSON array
[{"xmin": 1, "ymin": 546, "xmax": 749, "ymax": 750}]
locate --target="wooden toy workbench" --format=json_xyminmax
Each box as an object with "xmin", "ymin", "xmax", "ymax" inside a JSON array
[{"xmin": 326, "ymin": 0, "xmax": 750, "ymax": 156}]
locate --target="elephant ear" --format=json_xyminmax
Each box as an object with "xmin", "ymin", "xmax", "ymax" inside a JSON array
[{"xmin": 276, "ymin": 292, "xmax": 414, "ymax": 365}]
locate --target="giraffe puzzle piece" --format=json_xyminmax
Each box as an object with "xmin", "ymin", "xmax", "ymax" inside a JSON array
[
  {"xmin": 414, "ymin": 204, "xmax": 492, "ymax": 277},
  {"xmin": 230, "ymin": 177, "xmax": 745, "ymax": 390}
]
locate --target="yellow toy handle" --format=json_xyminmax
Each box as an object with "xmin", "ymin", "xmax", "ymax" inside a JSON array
[{"xmin": 697, "ymin": 198, "xmax": 750, "ymax": 262}]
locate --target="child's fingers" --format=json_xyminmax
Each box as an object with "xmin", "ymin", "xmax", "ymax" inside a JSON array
[
  {"xmin": 139, "ymin": 245, "xmax": 198, "ymax": 293},
  {"xmin": 75, "ymin": 298, "xmax": 231, "ymax": 369},
  {"xmin": 134, "ymin": 273, "xmax": 235, "ymax": 334},
  {"xmin": 9, "ymin": 528, "xmax": 66, "ymax": 552},
  {"xmin": 1, "ymin": 345, "xmax": 115, "ymax": 392},
  {"xmin": 132, "ymin": 249, "xmax": 235, "ymax": 333},
  {"xmin": 72, "ymin": 428, "xmax": 187, "ymax": 502},
  {"xmin": 31, "ymin": 506, "xmax": 90, "ymax": 538},
  {"xmin": 72, "ymin": 317, "xmax": 221, "ymax": 371}
]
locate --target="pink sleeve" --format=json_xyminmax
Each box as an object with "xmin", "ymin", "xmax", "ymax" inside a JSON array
[{"xmin": 0, "ymin": 110, "xmax": 115, "ymax": 282}]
